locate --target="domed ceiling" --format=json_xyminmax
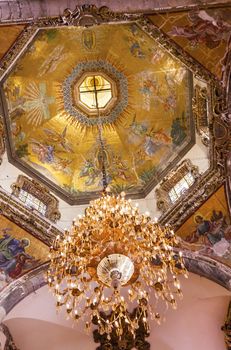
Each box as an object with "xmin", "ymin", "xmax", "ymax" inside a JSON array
[{"xmin": 1, "ymin": 23, "xmax": 194, "ymax": 204}]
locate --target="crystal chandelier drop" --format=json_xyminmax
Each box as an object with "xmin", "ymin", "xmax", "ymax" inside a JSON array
[
  {"xmin": 47, "ymin": 190, "xmax": 188, "ymax": 337},
  {"xmin": 47, "ymin": 76, "xmax": 188, "ymax": 339}
]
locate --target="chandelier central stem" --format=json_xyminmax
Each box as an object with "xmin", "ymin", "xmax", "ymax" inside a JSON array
[{"xmin": 93, "ymin": 75, "xmax": 108, "ymax": 191}]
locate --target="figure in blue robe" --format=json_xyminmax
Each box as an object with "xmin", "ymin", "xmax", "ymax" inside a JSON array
[{"xmin": 0, "ymin": 234, "xmax": 30, "ymax": 274}]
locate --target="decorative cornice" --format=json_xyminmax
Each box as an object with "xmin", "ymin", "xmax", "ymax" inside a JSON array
[
  {"xmin": 0, "ymin": 263, "xmax": 48, "ymax": 315},
  {"xmin": 0, "ymin": 115, "xmax": 5, "ymax": 165},
  {"xmin": 180, "ymin": 249, "xmax": 231, "ymax": 291},
  {"xmin": 57, "ymin": 5, "xmax": 142, "ymax": 27},
  {"xmin": 0, "ymin": 1, "xmax": 229, "ymax": 24},
  {"xmin": 192, "ymin": 84, "xmax": 210, "ymax": 146}
]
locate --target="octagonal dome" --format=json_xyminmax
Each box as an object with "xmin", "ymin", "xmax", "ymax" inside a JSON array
[{"xmin": 0, "ymin": 23, "xmax": 195, "ymax": 204}]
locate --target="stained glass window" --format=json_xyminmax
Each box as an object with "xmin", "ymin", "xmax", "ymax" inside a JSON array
[
  {"xmin": 18, "ymin": 189, "xmax": 47, "ymax": 215},
  {"xmin": 169, "ymin": 172, "xmax": 194, "ymax": 203},
  {"xmin": 79, "ymin": 75, "xmax": 112, "ymax": 109}
]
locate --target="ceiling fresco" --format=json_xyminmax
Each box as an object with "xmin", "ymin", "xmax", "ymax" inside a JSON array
[
  {"xmin": 1, "ymin": 23, "xmax": 194, "ymax": 204},
  {"xmin": 0, "ymin": 25, "xmax": 25, "ymax": 60},
  {"xmin": 149, "ymin": 6, "xmax": 231, "ymax": 79},
  {"xmin": 177, "ymin": 185, "xmax": 231, "ymax": 268},
  {"xmin": 0, "ymin": 214, "xmax": 49, "ymax": 292}
]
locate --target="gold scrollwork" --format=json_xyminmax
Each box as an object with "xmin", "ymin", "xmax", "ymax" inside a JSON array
[
  {"xmin": 192, "ymin": 85, "xmax": 210, "ymax": 146},
  {"xmin": 0, "ymin": 115, "xmax": 5, "ymax": 165}
]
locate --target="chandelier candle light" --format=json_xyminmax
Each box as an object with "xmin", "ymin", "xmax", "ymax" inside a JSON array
[{"xmin": 47, "ymin": 189, "xmax": 188, "ymax": 338}]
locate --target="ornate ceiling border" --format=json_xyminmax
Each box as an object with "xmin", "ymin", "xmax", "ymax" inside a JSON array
[
  {"xmin": 0, "ymin": 2, "xmax": 229, "ymax": 24},
  {"xmin": 0, "ymin": 115, "xmax": 5, "ymax": 166}
]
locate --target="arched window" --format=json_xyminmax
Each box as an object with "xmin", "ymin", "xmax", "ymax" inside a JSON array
[
  {"xmin": 11, "ymin": 175, "xmax": 61, "ymax": 222},
  {"xmin": 155, "ymin": 159, "xmax": 200, "ymax": 212},
  {"xmin": 18, "ymin": 188, "xmax": 47, "ymax": 215}
]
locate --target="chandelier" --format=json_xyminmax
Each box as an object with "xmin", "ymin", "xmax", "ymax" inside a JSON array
[
  {"xmin": 47, "ymin": 76, "xmax": 188, "ymax": 339},
  {"xmin": 47, "ymin": 190, "xmax": 188, "ymax": 338}
]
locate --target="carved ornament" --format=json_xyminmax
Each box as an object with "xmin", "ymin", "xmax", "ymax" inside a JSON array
[
  {"xmin": 192, "ymin": 84, "xmax": 209, "ymax": 146},
  {"xmin": 0, "ymin": 116, "xmax": 5, "ymax": 165}
]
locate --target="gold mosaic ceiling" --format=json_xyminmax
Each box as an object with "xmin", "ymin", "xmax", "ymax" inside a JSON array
[{"xmin": 1, "ymin": 23, "xmax": 194, "ymax": 204}]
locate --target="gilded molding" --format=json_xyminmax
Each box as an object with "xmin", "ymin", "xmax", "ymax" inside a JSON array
[
  {"xmin": 0, "ymin": 115, "xmax": 5, "ymax": 165},
  {"xmin": 192, "ymin": 85, "xmax": 210, "ymax": 146},
  {"xmin": 57, "ymin": 5, "xmax": 142, "ymax": 27},
  {"xmin": 0, "ymin": 26, "xmax": 36, "ymax": 80}
]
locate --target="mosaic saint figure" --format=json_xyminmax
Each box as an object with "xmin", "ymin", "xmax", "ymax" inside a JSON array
[
  {"xmin": 184, "ymin": 211, "xmax": 231, "ymax": 257},
  {"xmin": 0, "ymin": 232, "xmax": 30, "ymax": 275}
]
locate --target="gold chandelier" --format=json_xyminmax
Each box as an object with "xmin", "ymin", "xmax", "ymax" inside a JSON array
[{"xmin": 47, "ymin": 189, "xmax": 188, "ymax": 338}]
